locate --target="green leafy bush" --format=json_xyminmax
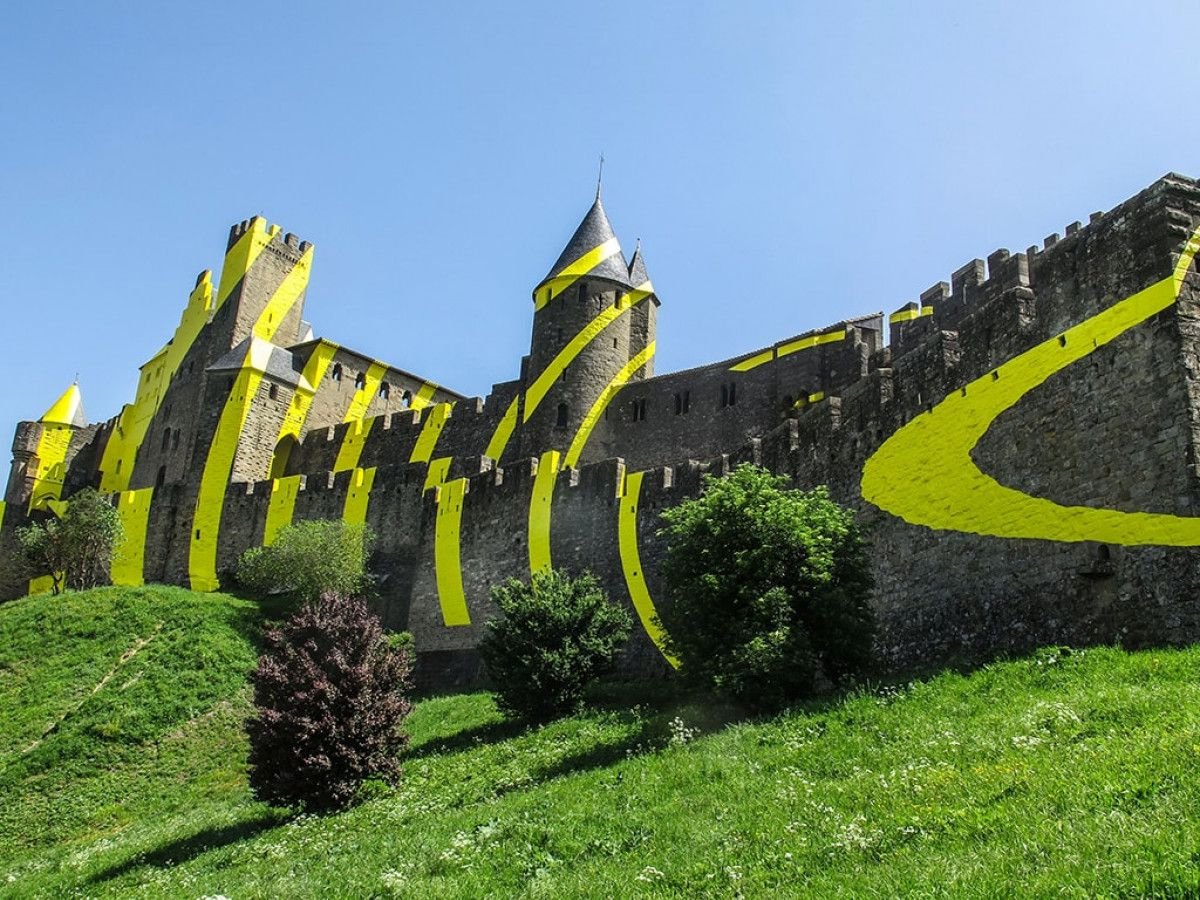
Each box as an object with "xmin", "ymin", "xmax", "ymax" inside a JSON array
[
  {"xmin": 659, "ymin": 464, "xmax": 875, "ymax": 708},
  {"xmin": 246, "ymin": 592, "xmax": 413, "ymax": 812},
  {"xmin": 480, "ymin": 570, "xmax": 633, "ymax": 721},
  {"xmin": 16, "ymin": 488, "xmax": 124, "ymax": 593},
  {"xmin": 236, "ymin": 520, "xmax": 374, "ymax": 603}
]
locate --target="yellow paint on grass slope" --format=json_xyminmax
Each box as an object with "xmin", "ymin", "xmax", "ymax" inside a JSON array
[
  {"xmin": 619, "ymin": 472, "xmax": 679, "ymax": 667},
  {"xmin": 528, "ymin": 451, "xmax": 560, "ymax": 575},
  {"xmin": 434, "ymin": 478, "xmax": 471, "ymax": 626},
  {"xmin": 343, "ymin": 467, "xmax": 376, "ymax": 525},
  {"xmin": 111, "ymin": 488, "xmax": 154, "ymax": 586},
  {"xmin": 861, "ymin": 225, "xmax": 1200, "ymax": 546},
  {"xmin": 263, "ymin": 475, "xmax": 304, "ymax": 546},
  {"xmin": 564, "ymin": 343, "xmax": 656, "ymax": 469},
  {"xmin": 534, "ymin": 237, "xmax": 622, "ymax": 311}
]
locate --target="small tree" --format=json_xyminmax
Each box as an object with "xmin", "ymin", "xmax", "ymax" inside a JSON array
[
  {"xmin": 480, "ymin": 569, "xmax": 633, "ymax": 721},
  {"xmin": 16, "ymin": 488, "xmax": 124, "ymax": 593},
  {"xmin": 659, "ymin": 464, "xmax": 875, "ymax": 709},
  {"xmin": 246, "ymin": 592, "xmax": 412, "ymax": 812},
  {"xmin": 237, "ymin": 520, "xmax": 374, "ymax": 603}
]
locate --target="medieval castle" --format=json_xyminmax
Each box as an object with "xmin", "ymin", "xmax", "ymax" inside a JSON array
[{"xmin": 5, "ymin": 173, "xmax": 1200, "ymax": 684}]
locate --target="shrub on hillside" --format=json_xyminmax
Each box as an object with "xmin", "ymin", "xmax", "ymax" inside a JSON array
[
  {"xmin": 659, "ymin": 464, "xmax": 875, "ymax": 709},
  {"xmin": 480, "ymin": 570, "xmax": 633, "ymax": 721},
  {"xmin": 16, "ymin": 488, "xmax": 124, "ymax": 594},
  {"xmin": 236, "ymin": 520, "xmax": 374, "ymax": 603},
  {"xmin": 246, "ymin": 592, "xmax": 412, "ymax": 812}
]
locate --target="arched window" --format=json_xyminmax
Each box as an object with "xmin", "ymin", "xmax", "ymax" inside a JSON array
[
  {"xmin": 270, "ymin": 435, "xmax": 299, "ymax": 480},
  {"xmin": 155, "ymin": 465, "xmax": 167, "ymax": 488},
  {"xmin": 331, "ymin": 363, "xmax": 343, "ymax": 383},
  {"xmin": 268, "ymin": 383, "xmax": 278, "ymax": 400},
  {"xmin": 355, "ymin": 371, "xmax": 366, "ymax": 390},
  {"xmin": 556, "ymin": 403, "xmax": 569, "ymax": 428},
  {"xmin": 401, "ymin": 390, "xmax": 412, "ymax": 409},
  {"xmin": 379, "ymin": 381, "xmax": 390, "ymax": 400},
  {"xmin": 161, "ymin": 429, "xmax": 171, "ymax": 451},
  {"xmin": 720, "ymin": 384, "xmax": 729, "ymax": 408}
]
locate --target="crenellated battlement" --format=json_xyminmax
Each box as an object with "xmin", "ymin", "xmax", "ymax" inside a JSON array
[{"xmin": 8, "ymin": 173, "xmax": 1200, "ymax": 686}]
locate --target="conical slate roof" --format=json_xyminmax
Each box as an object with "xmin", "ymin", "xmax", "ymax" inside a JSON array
[
  {"xmin": 627, "ymin": 240, "xmax": 654, "ymax": 293},
  {"xmin": 535, "ymin": 197, "xmax": 631, "ymax": 304},
  {"xmin": 40, "ymin": 383, "xmax": 86, "ymax": 426}
]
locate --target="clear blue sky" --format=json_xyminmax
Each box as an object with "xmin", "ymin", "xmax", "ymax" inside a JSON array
[{"xmin": 2, "ymin": 2, "xmax": 1198, "ymax": 434}]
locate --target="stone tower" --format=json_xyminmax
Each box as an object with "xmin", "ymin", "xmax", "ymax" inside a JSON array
[{"xmin": 518, "ymin": 194, "xmax": 659, "ymax": 463}]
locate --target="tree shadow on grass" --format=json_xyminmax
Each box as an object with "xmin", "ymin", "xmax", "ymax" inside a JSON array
[
  {"xmin": 403, "ymin": 716, "xmax": 531, "ymax": 762},
  {"xmin": 87, "ymin": 811, "xmax": 290, "ymax": 886}
]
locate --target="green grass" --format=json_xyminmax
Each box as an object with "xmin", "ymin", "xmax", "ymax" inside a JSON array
[{"xmin": 2, "ymin": 587, "xmax": 1200, "ymax": 897}]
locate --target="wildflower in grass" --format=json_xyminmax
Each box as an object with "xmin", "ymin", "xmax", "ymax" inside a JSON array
[{"xmin": 637, "ymin": 865, "xmax": 666, "ymax": 882}]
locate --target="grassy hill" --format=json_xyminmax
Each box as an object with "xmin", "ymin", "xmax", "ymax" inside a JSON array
[{"xmin": 2, "ymin": 587, "xmax": 1200, "ymax": 897}]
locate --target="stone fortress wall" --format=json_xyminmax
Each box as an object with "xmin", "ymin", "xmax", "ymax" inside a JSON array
[{"xmin": 5, "ymin": 174, "xmax": 1200, "ymax": 687}]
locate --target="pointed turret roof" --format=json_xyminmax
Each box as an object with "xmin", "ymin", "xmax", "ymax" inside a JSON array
[
  {"xmin": 40, "ymin": 383, "xmax": 86, "ymax": 427},
  {"xmin": 627, "ymin": 240, "xmax": 654, "ymax": 294},
  {"xmin": 535, "ymin": 197, "xmax": 631, "ymax": 303}
]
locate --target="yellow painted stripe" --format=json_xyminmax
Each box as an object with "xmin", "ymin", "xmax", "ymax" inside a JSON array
[
  {"xmin": 342, "ymin": 361, "xmax": 389, "ymax": 423},
  {"xmin": 434, "ymin": 478, "xmax": 471, "ymax": 626},
  {"xmin": 27, "ymin": 422, "xmax": 73, "ymax": 513},
  {"xmin": 100, "ymin": 274, "xmax": 215, "ymax": 492},
  {"xmin": 424, "ymin": 456, "xmax": 453, "ymax": 491},
  {"xmin": 42, "ymin": 384, "xmax": 83, "ymax": 425},
  {"xmin": 343, "ymin": 466, "xmax": 376, "ymax": 526},
  {"xmin": 729, "ymin": 349, "xmax": 774, "ymax": 373},
  {"xmin": 0, "ymin": 500, "xmax": 5, "ymax": 534},
  {"xmin": 276, "ymin": 342, "xmax": 339, "ymax": 445},
  {"xmin": 263, "ymin": 475, "xmax": 304, "ymax": 546},
  {"xmin": 528, "ymin": 450, "xmax": 560, "ymax": 575},
  {"xmin": 776, "ymin": 327, "xmax": 848, "ymax": 360},
  {"xmin": 922, "ymin": 305, "xmax": 935, "ymax": 317},
  {"xmin": 216, "ymin": 219, "xmax": 277, "ymax": 307},
  {"xmin": 333, "ymin": 417, "xmax": 376, "ymax": 474},
  {"xmin": 411, "ymin": 381, "xmax": 439, "ymax": 411},
  {"xmin": 618, "ymin": 471, "xmax": 679, "ymax": 668},
  {"xmin": 564, "ymin": 342, "xmax": 656, "ymax": 469},
  {"xmin": 523, "ymin": 283, "xmax": 653, "ymax": 421},
  {"xmin": 189, "ymin": 365, "xmax": 264, "ymax": 590},
  {"xmin": 29, "ymin": 575, "xmax": 56, "ymax": 596},
  {"xmin": 189, "ymin": 251, "xmax": 313, "ymax": 591},
  {"xmin": 861, "ymin": 223, "xmax": 1200, "ymax": 547},
  {"xmin": 111, "ymin": 488, "xmax": 154, "ymax": 586},
  {"xmin": 889, "ymin": 308, "xmax": 921, "ymax": 324},
  {"xmin": 410, "ymin": 403, "xmax": 453, "ymax": 464},
  {"xmin": 484, "ymin": 397, "xmax": 520, "ymax": 463},
  {"xmin": 253, "ymin": 246, "xmax": 313, "ymax": 342},
  {"xmin": 534, "ymin": 237, "xmax": 622, "ymax": 311}
]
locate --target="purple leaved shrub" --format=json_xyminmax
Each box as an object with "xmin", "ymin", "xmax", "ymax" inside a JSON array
[{"xmin": 246, "ymin": 592, "xmax": 413, "ymax": 812}]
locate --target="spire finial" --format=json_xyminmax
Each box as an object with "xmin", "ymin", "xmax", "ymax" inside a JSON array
[{"xmin": 596, "ymin": 153, "xmax": 604, "ymax": 200}]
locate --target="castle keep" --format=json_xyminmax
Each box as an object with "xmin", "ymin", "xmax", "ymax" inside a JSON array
[{"xmin": 6, "ymin": 174, "xmax": 1200, "ymax": 683}]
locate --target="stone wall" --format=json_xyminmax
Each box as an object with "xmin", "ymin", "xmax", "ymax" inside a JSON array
[{"xmin": 6, "ymin": 175, "xmax": 1200, "ymax": 691}]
